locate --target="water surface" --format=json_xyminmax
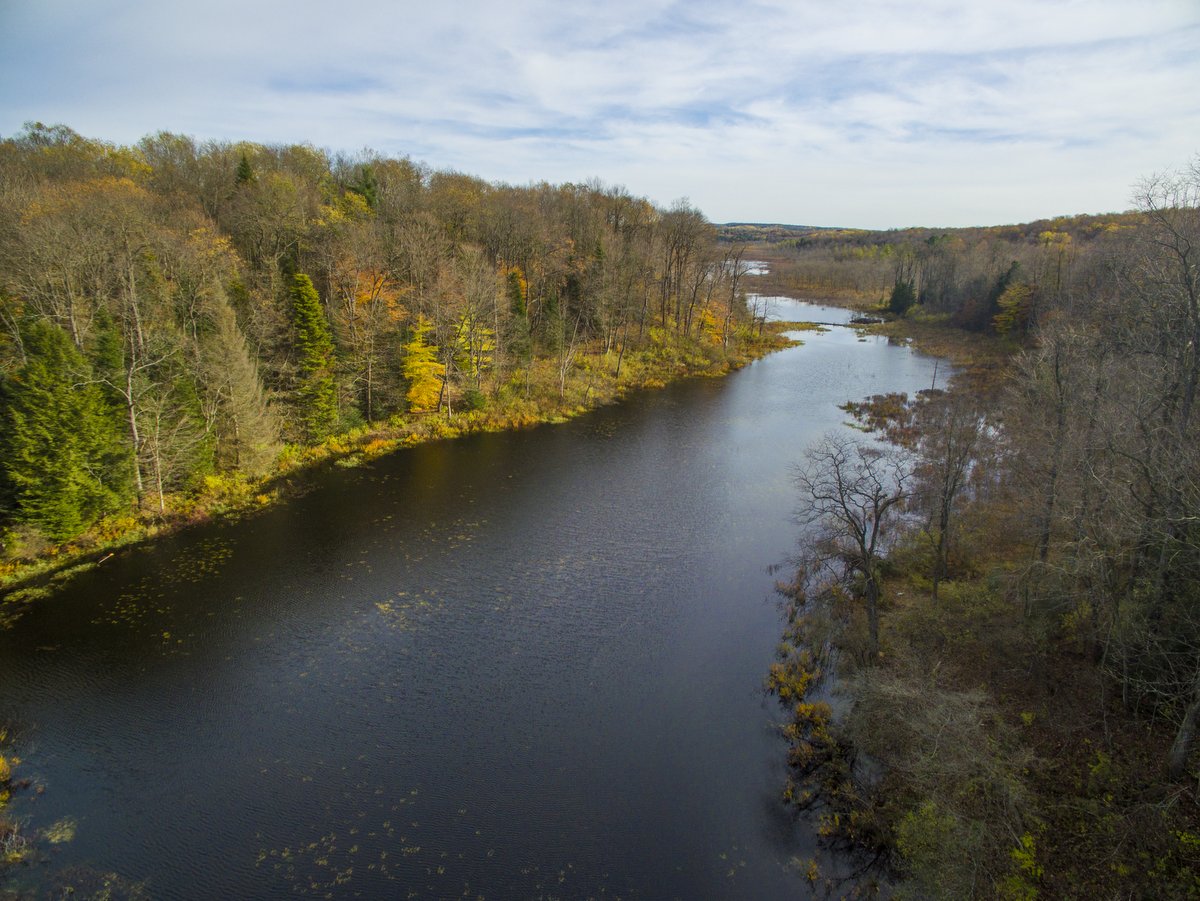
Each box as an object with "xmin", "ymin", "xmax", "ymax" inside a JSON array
[
  {"xmin": 750, "ymin": 294, "xmax": 859, "ymax": 325},
  {"xmin": 1, "ymin": 306, "xmax": 938, "ymax": 898}
]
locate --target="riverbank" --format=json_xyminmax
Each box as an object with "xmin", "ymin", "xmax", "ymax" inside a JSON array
[
  {"xmin": 768, "ymin": 307, "xmax": 1200, "ymax": 898},
  {"xmin": 0, "ymin": 326, "xmax": 793, "ymax": 621}
]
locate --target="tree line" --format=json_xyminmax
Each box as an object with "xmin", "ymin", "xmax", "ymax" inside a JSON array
[
  {"xmin": 728, "ymin": 209, "xmax": 1142, "ymax": 321},
  {"xmin": 0, "ymin": 123, "xmax": 755, "ymax": 550},
  {"xmin": 775, "ymin": 160, "xmax": 1200, "ymax": 896}
]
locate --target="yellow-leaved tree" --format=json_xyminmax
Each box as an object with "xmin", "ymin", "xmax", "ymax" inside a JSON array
[
  {"xmin": 402, "ymin": 314, "xmax": 444, "ymax": 413},
  {"xmin": 699, "ymin": 306, "xmax": 723, "ymax": 345},
  {"xmin": 454, "ymin": 311, "xmax": 495, "ymax": 389}
]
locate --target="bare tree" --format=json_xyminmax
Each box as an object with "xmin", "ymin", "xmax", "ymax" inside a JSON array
[
  {"xmin": 794, "ymin": 433, "xmax": 911, "ymax": 659},
  {"xmin": 722, "ymin": 243, "xmax": 749, "ymax": 347},
  {"xmin": 911, "ymin": 390, "xmax": 987, "ymax": 601}
]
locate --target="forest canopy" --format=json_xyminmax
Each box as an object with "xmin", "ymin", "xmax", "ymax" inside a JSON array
[{"xmin": 0, "ymin": 123, "xmax": 757, "ymax": 549}]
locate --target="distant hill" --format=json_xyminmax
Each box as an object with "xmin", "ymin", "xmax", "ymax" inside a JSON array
[
  {"xmin": 717, "ymin": 222, "xmax": 838, "ymax": 243},
  {"xmin": 718, "ymin": 211, "xmax": 1139, "ymax": 246}
]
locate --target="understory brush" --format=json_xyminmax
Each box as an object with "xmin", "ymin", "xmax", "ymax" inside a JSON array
[{"xmin": 775, "ymin": 501, "xmax": 1200, "ymax": 899}]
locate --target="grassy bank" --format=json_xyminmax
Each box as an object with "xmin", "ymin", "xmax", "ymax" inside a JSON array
[{"xmin": 0, "ymin": 326, "xmax": 792, "ymax": 620}]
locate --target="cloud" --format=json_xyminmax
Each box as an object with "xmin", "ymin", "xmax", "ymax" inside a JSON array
[{"xmin": 2, "ymin": 0, "xmax": 1197, "ymax": 227}]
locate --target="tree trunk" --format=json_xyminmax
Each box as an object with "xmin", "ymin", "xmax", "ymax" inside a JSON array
[
  {"xmin": 365, "ymin": 353, "xmax": 374, "ymax": 422},
  {"xmin": 865, "ymin": 573, "xmax": 880, "ymax": 660},
  {"xmin": 932, "ymin": 495, "xmax": 951, "ymax": 603},
  {"xmin": 1036, "ymin": 342, "xmax": 1068, "ymax": 563},
  {"xmin": 1168, "ymin": 666, "xmax": 1200, "ymax": 778},
  {"xmin": 614, "ymin": 323, "xmax": 627, "ymax": 380},
  {"xmin": 125, "ymin": 366, "xmax": 144, "ymax": 501}
]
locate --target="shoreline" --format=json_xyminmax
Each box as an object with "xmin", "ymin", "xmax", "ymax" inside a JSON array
[
  {"xmin": 0, "ymin": 327, "xmax": 795, "ymax": 620},
  {"xmin": 760, "ymin": 283, "xmax": 1014, "ymax": 893}
]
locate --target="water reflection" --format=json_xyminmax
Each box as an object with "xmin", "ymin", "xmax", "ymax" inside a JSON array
[{"xmin": 748, "ymin": 293, "xmax": 857, "ymax": 325}]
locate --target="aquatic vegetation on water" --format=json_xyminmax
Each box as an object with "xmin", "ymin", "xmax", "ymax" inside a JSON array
[
  {"xmin": 42, "ymin": 817, "xmax": 76, "ymax": 844},
  {"xmin": 0, "ymin": 817, "xmax": 29, "ymax": 867},
  {"xmin": 91, "ymin": 537, "xmax": 233, "ymax": 639},
  {"xmin": 0, "ymin": 741, "xmax": 28, "ymax": 869},
  {"xmin": 46, "ymin": 866, "xmax": 149, "ymax": 900}
]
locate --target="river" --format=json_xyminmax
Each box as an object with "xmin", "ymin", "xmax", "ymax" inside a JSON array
[{"xmin": 0, "ymin": 302, "xmax": 937, "ymax": 899}]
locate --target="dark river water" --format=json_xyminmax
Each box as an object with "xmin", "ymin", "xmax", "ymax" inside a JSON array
[{"xmin": 1, "ymin": 304, "xmax": 937, "ymax": 899}]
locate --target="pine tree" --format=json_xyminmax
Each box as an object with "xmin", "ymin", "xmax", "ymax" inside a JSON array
[
  {"xmin": 350, "ymin": 165, "xmax": 379, "ymax": 209},
  {"xmin": 888, "ymin": 279, "xmax": 917, "ymax": 315},
  {"xmin": 235, "ymin": 152, "xmax": 255, "ymax": 185},
  {"xmin": 200, "ymin": 295, "xmax": 281, "ymax": 473},
  {"xmin": 506, "ymin": 268, "xmax": 527, "ymax": 318},
  {"xmin": 289, "ymin": 273, "xmax": 339, "ymax": 440},
  {"xmin": 0, "ymin": 321, "xmax": 132, "ymax": 541}
]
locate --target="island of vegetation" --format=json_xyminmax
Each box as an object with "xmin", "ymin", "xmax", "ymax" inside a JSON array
[
  {"xmin": 746, "ymin": 161, "xmax": 1200, "ymax": 898},
  {"xmin": 0, "ymin": 123, "xmax": 788, "ymax": 614}
]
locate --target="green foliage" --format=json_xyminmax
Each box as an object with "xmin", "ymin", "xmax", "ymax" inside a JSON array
[
  {"xmin": 0, "ymin": 321, "xmax": 132, "ymax": 541},
  {"xmin": 199, "ymin": 295, "xmax": 281, "ymax": 474},
  {"xmin": 87, "ymin": 312, "xmax": 130, "ymax": 425},
  {"xmin": 0, "ymin": 121, "xmax": 792, "ymax": 593},
  {"xmin": 896, "ymin": 800, "xmax": 966, "ymax": 897},
  {"xmin": 349, "ymin": 164, "xmax": 378, "ymax": 209},
  {"xmin": 888, "ymin": 279, "xmax": 917, "ymax": 315},
  {"xmin": 844, "ymin": 662, "xmax": 1033, "ymax": 899},
  {"xmin": 954, "ymin": 260, "xmax": 1021, "ymax": 333},
  {"xmin": 462, "ymin": 387, "xmax": 487, "ymax": 411},
  {"xmin": 289, "ymin": 273, "xmax": 339, "ymax": 440},
  {"xmin": 507, "ymin": 312, "xmax": 532, "ymax": 365},
  {"xmin": 506, "ymin": 268, "xmax": 527, "ymax": 318},
  {"xmin": 235, "ymin": 152, "xmax": 254, "ymax": 185},
  {"xmin": 996, "ymin": 833, "xmax": 1043, "ymax": 901}
]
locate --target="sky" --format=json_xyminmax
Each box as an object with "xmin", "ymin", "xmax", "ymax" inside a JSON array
[{"xmin": 1, "ymin": 0, "xmax": 1198, "ymax": 229}]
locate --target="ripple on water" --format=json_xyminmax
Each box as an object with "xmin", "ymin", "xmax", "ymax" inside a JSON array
[{"xmin": 0, "ymin": 319, "xmax": 942, "ymax": 898}]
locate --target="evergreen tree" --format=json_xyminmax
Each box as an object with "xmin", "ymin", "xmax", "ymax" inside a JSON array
[
  {"xmin": 139, "ymin": 365, "xmax": 213, "ymax": 513},
  {"xmin": 888, "ymin": 279, "xmax": 917, "ymax": 315},
  {"xmin": 506, "ymin": 268, "xmax": 527, "ymax": 318},
  {"xmin": 992, "ymin": 280, "xmax": 1036, "ymax": 337},
  {"xmin": 0, "ymin": 321, "xmax": 132, "ymax": 540},
  {"xmin": 235, "ymin": 152, "xmax": 255, "ymax": 185},
  {"xmin": 289, "ymin": 273, "xmax": 339, "ymax": 440},
  {"xmin": 350, "ymin": 165, "xmax": 379, "ymax": 209},
  {"xmin": 199, "ymin": 295, "xmax": 281, "ymax": 474}
]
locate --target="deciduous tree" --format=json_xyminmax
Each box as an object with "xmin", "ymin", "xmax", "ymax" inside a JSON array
[
  {"xmin": 794, "ymin": 433, "xmax": 910, "ymax": 660},
  {"xmin": 402, "ymin": 314, "xmax": 443, "ymax": 413}
]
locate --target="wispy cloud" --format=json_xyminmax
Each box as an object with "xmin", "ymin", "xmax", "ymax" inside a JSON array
[
  {"xmin": 2, "ymin": 0, "xmax": 1197, "ymax": 227},
  {"xmin": 268, "ymin": 74, "xmax": 390, "ymax": 96}
]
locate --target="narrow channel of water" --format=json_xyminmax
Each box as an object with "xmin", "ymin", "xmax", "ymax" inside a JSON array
[{"xmin": 0, "ymin": 305, "xmax": 937, "ymax": 899}]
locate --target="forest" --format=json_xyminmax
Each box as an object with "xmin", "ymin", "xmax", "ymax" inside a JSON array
[
  {"xmin": 0, "ymin": 123, "xmax": 771, "ymax": 583},
  {"xmin": 4, "ymin": 118, "xmax": 1200, "ymax": 898},
  {"xmin": 761, "ymin": 161, "xmax": 1200, "ymax": 897},
  {"xmin": 727, "ymin": 209, "xmax": 1141, "ymax": 312}
]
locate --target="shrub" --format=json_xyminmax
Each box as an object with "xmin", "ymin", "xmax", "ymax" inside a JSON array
[{"xmin": 462, "ymin": 388, "xmax": 487, "ymax": 411}]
